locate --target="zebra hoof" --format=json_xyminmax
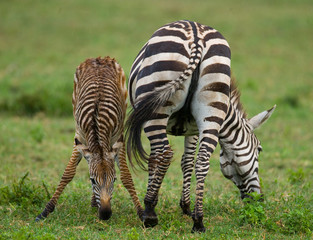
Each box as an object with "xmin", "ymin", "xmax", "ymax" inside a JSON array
[
  {"xmin": 35, "ymin": 213, "xmax": 45, "ymax": 222},
  {"xmin": 191, "ymin": 215, "xmax": 205, "ymax": 233},
  {"xmin": 143, "ymin": 200, "xmax": 158, "ymax": 227},
  {"xmin": 179, "ymin": 199, "xmax": 191, "ymax": 216},
  {"xmin": 143, "ymin": 215, "xmax": 158, "ymax": 228},
  {"xmin": 191, "ymin": 224, "xmax": 206, "ymax": 233}
]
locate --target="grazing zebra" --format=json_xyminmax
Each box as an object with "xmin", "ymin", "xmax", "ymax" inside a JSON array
[
  {"xmin": 179, "ymin": 78, "xmax": 276, "ymax": 216},
  {"xmin": 126, "ymin": 20, "xmax": 275, "ymax": 232},
  {"xmin": 36, "ymin": 57, "xmax": 143, "ymax": 222}
]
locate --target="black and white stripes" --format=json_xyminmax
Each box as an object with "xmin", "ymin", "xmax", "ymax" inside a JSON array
[
  {"xmin": 218, "ymin": 82, "xmax": 276, "ymax": 199},
  {"xmin": 180, "ymin": 79, "xmax": 276, "ymax": 217},
  {"xmin": 126, "ymin": 20, "xmax": 231, "ymax": 232},
  {"xmin": 126, "ymin": 20, "xmax": 275, "ymax": 233}
]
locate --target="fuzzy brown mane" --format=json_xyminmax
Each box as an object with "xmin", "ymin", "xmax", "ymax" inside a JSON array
[{"xmin": 230, "ymin": 76, "xmax": 247, "ymax": 119}]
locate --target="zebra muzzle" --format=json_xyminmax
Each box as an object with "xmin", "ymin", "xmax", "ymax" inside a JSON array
[{"xmin": 99, "ymin": 198, "xmax": 112, "ymax": 220}]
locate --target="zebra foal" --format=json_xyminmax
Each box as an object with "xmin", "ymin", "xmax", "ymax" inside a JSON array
[
  {"xmin": 36, "ymin": 57, "xmax": 143, "ymax": 222},
  {"xmin": 126, "ymin": 20, "xmax": 275, "ymax": 232}
]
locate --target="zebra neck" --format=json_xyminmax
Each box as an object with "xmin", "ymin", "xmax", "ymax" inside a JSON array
[{"xmin": 218, "ymin": 103, "xmax": 248, "ymax": 150}]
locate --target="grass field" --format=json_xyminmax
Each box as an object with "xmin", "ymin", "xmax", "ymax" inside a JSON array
[{"xmin": 1, "ymin": 0, "xmax": 313, "ymax": 239}]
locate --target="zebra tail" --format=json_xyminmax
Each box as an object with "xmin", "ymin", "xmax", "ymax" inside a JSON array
[{"xmin": 126, "ymin": 43, "xmax": 202, "ymax": 170}]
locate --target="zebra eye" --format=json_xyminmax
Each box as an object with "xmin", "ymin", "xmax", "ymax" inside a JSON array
[
  {"xmin": 90, "ymin": 178, "xmax": 96, "ymax": 185},
  {"xmin": 84, "ymin": 153, "xmax": 91, "ymax": 161},
  {"xmin": 257, "ymin": 146, "xmax": 263, "ymax": 153}
]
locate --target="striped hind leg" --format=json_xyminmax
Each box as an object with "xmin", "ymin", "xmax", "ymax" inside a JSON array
[
  {"xmin": 147, "ymin": 148, "xmax": 159, "ymax": 207},
  {"xmin": 191, "ymin": 127, "xmax": 219, "ymax": 232},
  {"xmin": 180, "ymin": 135, "xmax": 198, "ymax": 216},
  {"xmin": 190, "ymin": 72, "xmax": 230, "ymax": 232},
  {"xmin": 142, "ymin": 118, "xmax": 173, "ymax": 228},
  {"xmin": 35, "ymin": 141, "xmax": 82, "ymax": 221},
  {"xmin": 114, "ymin": 135, "xmax": 144, "ymax": 221}
]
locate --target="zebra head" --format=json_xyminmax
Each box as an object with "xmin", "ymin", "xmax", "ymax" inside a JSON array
[
  {"xmin": 219, "ymin": 105, "xmax": 276, "ymax": 200},
  {"xmin": 75, "ymin": 139, "xmax": 116, "ymax": 220}
]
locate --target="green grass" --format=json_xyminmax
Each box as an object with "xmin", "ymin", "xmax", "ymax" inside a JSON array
[{"xmin": 1, "ymin": 0, "xmax": 313, "ymax": 239}]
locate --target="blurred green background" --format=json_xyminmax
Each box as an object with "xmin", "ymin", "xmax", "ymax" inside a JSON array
[
  {"xmin": 0, "ymin": 0, "xmax": 312, "ymax": 239},
  {"xmin": 1, "ymin": 0, "xmax": 312, "ymax": 116}
]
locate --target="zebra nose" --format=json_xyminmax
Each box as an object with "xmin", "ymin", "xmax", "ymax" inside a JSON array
[
  {"xmin": 99, "ymin": 205, "xmax": 112, "ymax": 220},
  {"xmin": 99, "ymin": 197, "xmax": 112, "ymax": 220}
]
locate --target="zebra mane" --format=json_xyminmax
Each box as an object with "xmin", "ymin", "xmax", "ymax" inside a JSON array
[{"xmin": 230, "ymin": 76, "xmax": 247, "ymax": 119}]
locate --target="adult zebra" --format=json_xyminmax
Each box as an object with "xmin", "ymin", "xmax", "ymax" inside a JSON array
[
  {"xmin": 36, "ymin": 57, "xmax": 143, "ymax": 222},
  {"xmin": 126, "ymin": 20, "xmax": 275, "ymax": 232}
]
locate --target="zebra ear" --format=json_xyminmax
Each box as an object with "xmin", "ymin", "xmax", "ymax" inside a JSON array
[
  {"xmin": 75, "ymin": 138, "xmax": 91, "ymax": 157},
  {"xmin": 75, "ymin": 138, "xmax": 82, "ymax": 146},
  {"xmin": 248, "ymin": 105, "xmax": 276, "ymax": 130}
]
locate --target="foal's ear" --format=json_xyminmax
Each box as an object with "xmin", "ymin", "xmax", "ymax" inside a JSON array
[
  {"xmin": 75, "ymin": 138, "xmax": 82, "ymax": 146},
  {"xmin": 75, "ymin": 138, "xmax": 91, "ymax": 157},
  {"xmin": 248, "ymin": 105, "xmax": 276, "ymax": 130}
]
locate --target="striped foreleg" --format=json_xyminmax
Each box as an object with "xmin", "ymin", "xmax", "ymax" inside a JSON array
[
  {"xmin": 115, "ymin": 136, "xmax": 144, "ymax": 221},
  {"xmin": 180, "ymin": 135, "xmax": 198, "ymax": 216},
  {"xmin": 35, "ymin": 144, "xmax": 82, "ymax": 221}
]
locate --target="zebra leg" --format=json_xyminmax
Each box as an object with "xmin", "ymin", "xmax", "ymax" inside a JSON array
[
  {"xmin": 147, "ymin": 148, "xmax": 159, "ymax": 207},
  {"xmin": 91, "ymin": 193, "xmax": 97, "ymax": 207},
  {"xmin": 143, "ymin": 120, "xmax": 173, "ymax": 228},
  {"xmin": 180, "ymin": 135, "xmax": 198, "ymax": 216},
  {"xmin": 191, "ymin": 130, "xmax": 219, "ymax": 233},
  {"xmin": 35, "ymin": 144, "xmax": 82, "ymax": 221},
  {"xmin": 115, "ymin": 136, "xmax": 144, "ymax": 221},
  {"xmin": 144, "ymin": 146, "xmax": 172, "ymax": 228},
  {"xmin": 190, "ymin": 61, "xmax": 230, "ymax": 232}
]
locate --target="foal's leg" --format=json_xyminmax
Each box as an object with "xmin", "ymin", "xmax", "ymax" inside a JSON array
[
  {"xmin": 35, "ymin": 142, "xmax": 82, "ymax": 221},
  {"xmin": 180, "ymin": 135, "xmax": 198, "ymax": 216}
]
